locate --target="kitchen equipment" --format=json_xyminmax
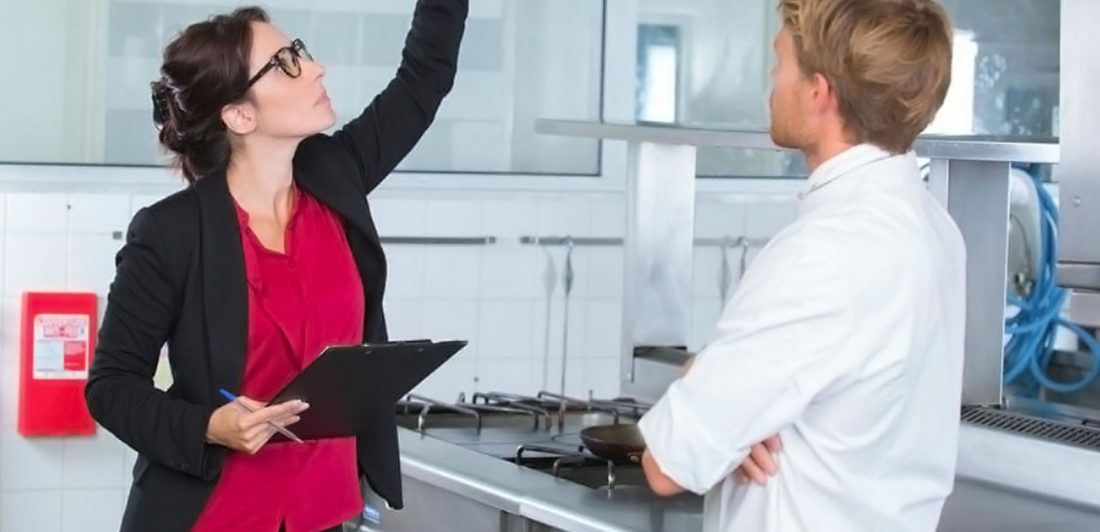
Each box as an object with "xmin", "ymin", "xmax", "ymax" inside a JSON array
[
  {"xmin": 718, "ymin": 236, "xmax": 733, "ymax": 302},
  {"xmin": 1007, "ymin": 167, "xmax": 1042, "ymax": 299},
  {"xmin": 541, "ymin": 248, "xmax": 558, "ymax": 390},
  {"xmin": 397, "ymin": 389, "xmax": 657, "ymax": 489},
  {"xmin": 560, "ymin": 236, "xmax": 576, "ymax": 395},
  {"xmin": 737, "ymin": 237, "xmax": 749, "ymax": 286},
  {"xmin": 579, "ymin": 424, "xmax": 645, "ymax": 463},
  {"xmin": 717, "ymin": 236, "xmax": 751, "ymax": 305}
]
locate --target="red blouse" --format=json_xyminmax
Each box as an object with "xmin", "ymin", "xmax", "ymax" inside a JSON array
[{"xmin": 194, "ymin": 188, "xmax": 365, "ymax": 532}]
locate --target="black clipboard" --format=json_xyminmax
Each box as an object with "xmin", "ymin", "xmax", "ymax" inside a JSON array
[{"xmin": 267, "ymin": 339, "xmax": 466, "ymax": 442}]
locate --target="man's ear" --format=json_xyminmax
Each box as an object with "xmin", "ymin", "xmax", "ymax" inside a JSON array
[
  {"xmin": 809, "ymin": 72, "xmax": 836, "ymax": 114},
  {"xmin": 222, "ymin": 102, "xmax": 257, "ymax": 136}
]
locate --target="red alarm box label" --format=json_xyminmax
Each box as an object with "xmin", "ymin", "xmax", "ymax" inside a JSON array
[
  {"xmin": 33, "ymin": 314, "xmax": 91, "ymax": 379},
  {"xmin": 18, "ymin": 292, "xmax": 99, "ymax": 437}
]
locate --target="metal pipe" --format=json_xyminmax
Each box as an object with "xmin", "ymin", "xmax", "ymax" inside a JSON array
[{"xmin": 380, "ymin": 236, "xmax": 497, "ymax": 245}]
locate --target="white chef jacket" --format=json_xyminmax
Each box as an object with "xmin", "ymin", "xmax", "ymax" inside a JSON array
[{"xmin": 638, "ymin": 144, "xmax": 967, "ymax": 532}]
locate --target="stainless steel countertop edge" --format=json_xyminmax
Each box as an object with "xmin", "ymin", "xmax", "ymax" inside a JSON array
[
  {"xmin": 518, "ymin": 500, "xmax": 632, "ymax": 532},
  {"xmin": 396, "ymin": 428, "xmax": 674, "ymax": 532},
  {"xmin": 956, "ymin": 423, "xmax": 1100, "ymax": 509}
]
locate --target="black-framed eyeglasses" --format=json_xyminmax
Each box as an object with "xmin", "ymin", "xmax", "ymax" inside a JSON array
[{"xmin": 245, "ymin": 39, "xmax": 313, "ymax": 89}]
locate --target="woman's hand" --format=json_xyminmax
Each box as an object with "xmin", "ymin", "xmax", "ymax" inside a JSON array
[{"xmin": 205, "ymin": 397, "xmax": 309, "ymax": 454}]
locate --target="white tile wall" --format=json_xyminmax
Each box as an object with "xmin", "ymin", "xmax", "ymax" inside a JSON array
[
  {"xmin": 584, "ymin": 300, "xmax": 621, "ymax": 359},
  {"xmin": 585, "ymin": 247, "xmax": 623, "ymax": 299},
  {"xmin": 478, "ymin": 300, "xmax": 536, "ymax": 358},
  {"xmin": 582, "ymin": 357, "xmax": 621, "ymax": 398},
  {"xmin": 0, "ymin": 431, "xmax": 65, "ymax": 490},
  {"xmin": 479, "ymin": 247, "xmax": 541, "ymax": 299},
  {"xmin": 0, "ymin": 198, "xmax": 4, "ymax": 303},
  {"xmin": 371, "ymin": 198, "xmax": 427, "ymax": 236},
  {"xmin": 0, "ymin": 489, "xmax": 63, "ymax": 532},
  {"xmin": 695, "ymin": 200, "xmax": 746, "ymax": 239},
  {"xmin": 476, "ymin": 357, "xmax": 537, "ymax": 394},
  {"xmin": 693, "ymin": 247, "xmax": 724, "ymax": 299},
  {"xmin": 0, "ymin": 362, "xmax": 14, "ymax": 430},
  {"xmin": 67, "ymin": 194, "xmax": 131, "ymax": 234},
  {"xmin": 384, "ymin": 246, "xmax": 426, "ymax": 299},
  {"xmin": 425, "ymin": 199, "xmax": 483, "ymax": 237},
  {"xmin": 423, "ymin": 247, "xmax": 481, "ymax": 298},
  {"xmin": 544, "ymin": 354, "xmax": 590, "ymax": 399},
  {"xmin": 537, "ymin": 199, "xmax": 591, "ymax": 237},
  {"xmin": 745, "ymin": 200, "xmax": 798, "ymax": 238},
  {"xmin": 61, "ymin": 432, "xmax": 126, "ymax": 489},
  {"xmin": 67, "ymin": 234, "xmax": 123, "ymax": 296},
  {"xmin": 6, "ymin": 194, "xmax": 69, "ymax": 233},
  {"xmin": 482, "ymin": 199, "xmax": 537, "ymax": 239},
  {"xmin": 691, "ymin": 298, "xmax": 725, "ymax": 353},
  {"xmin": 383, "ymin": 298, "xmax": 424, "ymax": 341},
  {"xmin": 589, "ymin": 199, "xmax": 626, "ymax": 238},
  {"xmin": 0, "ymin": 360, "xmax": 4, "ymax": 433},
  {"xmin": 1, "ymin": 298, "xmax": 16, "ymax": 365},
  {"xmin": 121, "ymin": 447, "xmax": 138, "ymax": 488},
  {"xmin": 539, "ymin": 295, "xmax": 588, "ymax": 365},
  {"xmin": 61, "ymin": 489, "xmax": 125, "ymax": 532},
  {"xmin": 0, "ymin": 189, "xmax": 798, "ymax": 529},
  {"xmin": 4, "ymin": 234, "xmax": 68, "ymax": 295},
  {"xmin": 422, "ymin": 299, "xmax": 479, "ymax": 345}
]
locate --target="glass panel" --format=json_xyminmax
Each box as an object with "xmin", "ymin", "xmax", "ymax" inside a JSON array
[
  {"xmin": 636, "ymin": 0, "xmax": 1060, "ymax": 178},
  {"xmin": 939, "ymin": 0, "xmax": 1060, "ymax": 138},
  {"xmin": 0, "ymin": 0, "xmax": 604, "ymax": 175}
]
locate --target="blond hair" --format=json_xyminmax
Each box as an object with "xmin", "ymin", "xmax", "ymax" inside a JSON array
[{"xmin": 779, "ymin": 0, "xmax": 953, "ymax": 153}]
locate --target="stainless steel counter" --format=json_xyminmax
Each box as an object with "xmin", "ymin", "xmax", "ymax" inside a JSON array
[
  {"xmin": 940, "ymin": 480, "xmax": 1100, "ymax": 531},
  {"xmin": 391, "ymin": 428, "xmax": 702, "ymax": 532},
  {"xmin": 387, "ymin": 427, "xmax": 1100, "ymax": 532}
]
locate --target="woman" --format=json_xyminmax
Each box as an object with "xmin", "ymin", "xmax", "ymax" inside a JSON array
[{"xmin": 85, "ymin": 1, "xmax": 467, "ymax": 530}]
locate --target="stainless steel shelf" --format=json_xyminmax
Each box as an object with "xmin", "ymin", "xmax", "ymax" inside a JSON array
[
  {"xmin": 519, "ymin": 236, "xmax": 622, "ymax": 247},
  {"xmin": 520, "ymin": 235, "xmax": 769, "ymax": 248},
  {"xmin": 535, "ymin": 119, "xmax": 1061, "ymax": 164},
  {"xmin": 695, "ymin": 236, "xmax": 770, "ymax": 248},
  {"xmin": 380, "ymin": 236, "xmax": 496, "ymax": 245}
]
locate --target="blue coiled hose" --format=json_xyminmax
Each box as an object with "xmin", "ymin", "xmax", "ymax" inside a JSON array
[{"xmin": 1003, "ymin": 170, "xmax": 1100, "ymax": 395}]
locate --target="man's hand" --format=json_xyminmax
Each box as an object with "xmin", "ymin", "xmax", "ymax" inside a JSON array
[
  {"xmin": 734, "ymin": 435, "xmax": 782, "ymax": 486},
  {"xmin": 680, "ymin": 355, "xmax": 696, "ymax": 378},
  {"xmin": 642, "ymin": 449, "xmax": 685, "ymax": 496}
]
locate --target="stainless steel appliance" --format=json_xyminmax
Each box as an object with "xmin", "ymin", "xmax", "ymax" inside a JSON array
[
  {"xmin": 348, "ymin": 390, "xmax": 1100, "ymax": 532},
  {"xmin": 350, "ymin": 391, "xmax": 703, "ymax": 532},
  {"xmin": 397, "ymin": 392, "xmax": 692, "ymax": 496}
]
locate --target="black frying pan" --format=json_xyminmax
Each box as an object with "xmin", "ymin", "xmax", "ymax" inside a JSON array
[{"xmin": 579, "ymin": 424, "xmax": 645, "ymax": 463}]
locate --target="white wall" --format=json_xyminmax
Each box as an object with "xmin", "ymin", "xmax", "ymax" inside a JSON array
[{"xmin": 0, "ymin": 178, "xmax": 799, "ymax": 531}]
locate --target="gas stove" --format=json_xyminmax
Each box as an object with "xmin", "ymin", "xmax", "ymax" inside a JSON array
[{"xmin": 395, "ymin": 391, "xmax": 664, "ymax": 492}]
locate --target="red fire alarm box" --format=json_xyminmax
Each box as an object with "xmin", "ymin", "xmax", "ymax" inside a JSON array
[{"xmin": 18, "ymin": 292, "xmax": 99, "ymax": 436}]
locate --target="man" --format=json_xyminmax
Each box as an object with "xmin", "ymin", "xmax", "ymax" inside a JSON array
[{"xmin": 637, "ymin": 1, "xmax": 966, "ymax": 531}]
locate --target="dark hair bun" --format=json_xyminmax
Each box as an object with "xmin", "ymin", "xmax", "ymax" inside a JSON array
[{"xmin": 151, "ymin": 6, "xmax": 269, "ymax": 182}]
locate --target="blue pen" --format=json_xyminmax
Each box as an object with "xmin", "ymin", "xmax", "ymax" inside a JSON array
[{"xmin": 218, "ymin": 388, "xmax": 305, "ymax": 444}]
